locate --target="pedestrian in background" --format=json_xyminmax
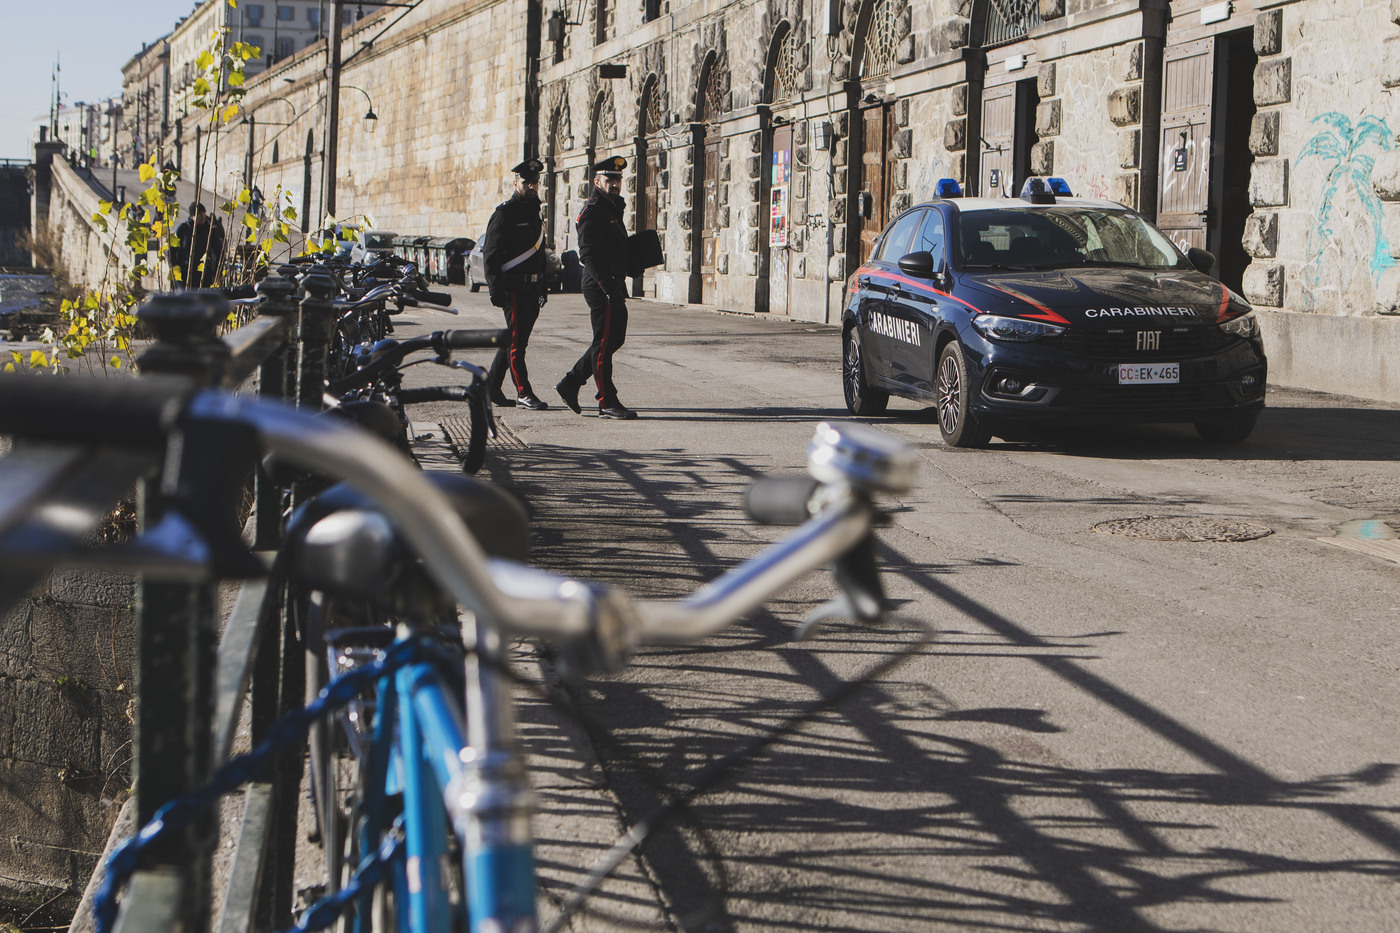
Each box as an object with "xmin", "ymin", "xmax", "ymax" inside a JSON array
[
  {"xmin": 481, "ymin": 158, "xmax": 551, "ymax": 410},
  {"xmin": 169, "ymin": 202, "xmax": 224, "ymax": 288},
  {"xmin": 555, "ymin": 155, "xmax": 637, "ymax": 420}
]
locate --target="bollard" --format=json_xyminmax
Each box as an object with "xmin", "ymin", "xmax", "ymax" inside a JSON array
[
  {"xmin": 296, "ymin": 273, "xmax": 337, "ymax": 414},
  {"xmin": 131, "ymin": 289, "xmax": 236, "ymax": 933},
  {"xmin": 249, "ymin": 272, "xmax": 305, "ymax": 930},
  {"xmin": 253, "ymin": 275, "xmax": 299, "ymax": 551}
]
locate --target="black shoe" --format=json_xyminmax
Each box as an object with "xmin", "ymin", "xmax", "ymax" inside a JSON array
[
  {"xmin": 517, "ymin": 392, "xmax": 550, "ymax": 411},
  {"xmin": 489, "ymin": 387, "xmax": 514, "ymax": 408},
  {"xmin": 554, "ymin": 378, "xmax": 582, "ymax": 414},
  {"xmin": 599, "ymin": 404, "xmax": 638, "ymax": 420}
]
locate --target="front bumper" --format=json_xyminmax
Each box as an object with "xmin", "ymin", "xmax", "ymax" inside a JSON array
[{"xmin": 962, "ymin": 329, "xmax": 1268, "ymax": 426}]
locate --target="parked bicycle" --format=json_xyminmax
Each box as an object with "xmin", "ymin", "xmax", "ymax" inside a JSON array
[{"xmin": 0, "ymin": 372, "xmax": 924, "ymax": 933}]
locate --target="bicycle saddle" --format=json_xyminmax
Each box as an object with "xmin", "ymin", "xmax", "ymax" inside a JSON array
[{"xmin": 281, "ymin": 473, "xmax": 530, "ymax": 601}]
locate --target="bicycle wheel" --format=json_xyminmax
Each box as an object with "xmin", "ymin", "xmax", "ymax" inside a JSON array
[{"xmin": 460, "ymin": 387, "xmax": 490, "ymax": 475}]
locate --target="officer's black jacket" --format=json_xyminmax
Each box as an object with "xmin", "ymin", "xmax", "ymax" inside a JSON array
[
  {"xmin": 576, "ymin": 189, "xmax": 628, "ymax": 286},
  {"xmin": 479, "ymin": 192, "xmax": 545, "ymax": 288}
]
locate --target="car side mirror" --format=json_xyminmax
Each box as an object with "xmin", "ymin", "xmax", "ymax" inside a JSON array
[
  {"xmin": 1186, "ymin": 246, "xmax": 1217, "ymax": 277},
  {"xmin": 897, "ymin": 251, "xmax": 935, "ymax": 278},
  {"xmin": 897, "ymin": 250, "xmax": 949, "ymax": 287}
]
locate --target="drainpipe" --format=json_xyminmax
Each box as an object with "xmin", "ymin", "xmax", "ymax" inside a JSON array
[{"xmin": 1139, "ymin": 0, "xmax": 1169, "ymax": 221}]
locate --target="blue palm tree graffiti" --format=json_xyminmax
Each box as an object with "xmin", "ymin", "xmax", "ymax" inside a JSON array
[{"xmin": 1296, "ymin": 113, "xmax": 1395, "ymax": 307}]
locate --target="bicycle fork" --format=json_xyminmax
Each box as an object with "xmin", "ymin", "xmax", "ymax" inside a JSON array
[{"xmin": 450, "ymin": 619, "xmax": 538, "ymax": 933}]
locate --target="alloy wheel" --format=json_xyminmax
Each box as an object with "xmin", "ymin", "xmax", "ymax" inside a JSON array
[{"xmin": 937, "ymin": 352, "xmax": 962, "ymax": 436}]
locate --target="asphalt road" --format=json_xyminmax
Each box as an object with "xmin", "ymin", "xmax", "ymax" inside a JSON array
[{"xmin": 390, "ymin": 284, "xmax": 1400, "ymax": 933}]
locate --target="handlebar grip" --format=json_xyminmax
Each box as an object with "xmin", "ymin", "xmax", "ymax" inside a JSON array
[
  {"xmin": 0, "ymin": 373, "xmax": 196, "ymax": 449},
  {"xmin": 416, "ymin": 290, "xmax": 453, "ymax": 307},
  {"xmin": 397, "ymin": 385, "xmax": 472, "ymax": 404},
  {"xmin": 442, "ymin": 328, "xmax": 507, "ymax": 349},
  {"xmin": 744, "ymin": 476, "xmax": 820, "ymax": 526}
]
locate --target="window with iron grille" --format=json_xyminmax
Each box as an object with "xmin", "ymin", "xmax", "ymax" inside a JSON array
[
  {"xmin": 980, "ymin": 0, "xmax": 1042, "ymax": 48},
  {"xmin": 643, "ymin": 81, "xmax": 663, "ymax": 135},
  {"xmin": 772, "ymin": 28, "xmax": 801, "ymax": 102},
  {"xmin": 861, "ymin": 0, "xmax": 897, "ymax": 80},
  {"xmin": 700, "ymin": 62, "xmax": 725, "ymax": 122}
]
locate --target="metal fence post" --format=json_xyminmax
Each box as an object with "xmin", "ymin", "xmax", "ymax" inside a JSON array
[
  {"xmin": 132, "ymin": 288, "xmax": 235, "ymax": 933},
  {"xmin": 243, "ymin": 273, "xmax": 302, "ymax": 929}
]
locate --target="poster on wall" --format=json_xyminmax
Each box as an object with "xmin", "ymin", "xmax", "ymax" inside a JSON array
[
  {"xmin": 770, "ymin": 186, "xmax": 788, "ymax": 248},
  {"xmin": 770, "ymin": 148, "xmax": 790, "ymax": 248}
]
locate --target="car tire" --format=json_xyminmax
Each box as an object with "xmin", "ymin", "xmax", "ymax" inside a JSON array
[
  {"xmin": 936, "ymin": 342, "xmax": 993, "ymax": 448},
  {"xmin": 843, "ymin": 327, "xmax": 889, "ymax": 416},
  {"xmin": 469, "ymin": 274, "xmax": 482, "ymax": 293},
  {"xmin": 1195, "ymin": 414, "xmax": 1257, "ymax": 443}
]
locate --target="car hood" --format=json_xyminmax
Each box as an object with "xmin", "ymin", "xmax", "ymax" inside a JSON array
[{"xmin": 955, "ymin": 266, "xmax": 1248, "ymax": 327}]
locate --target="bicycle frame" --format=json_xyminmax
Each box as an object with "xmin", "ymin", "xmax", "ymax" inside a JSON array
[{"xmin": 341, "ymin": 621, "xmax": 536, "ymax": 933}]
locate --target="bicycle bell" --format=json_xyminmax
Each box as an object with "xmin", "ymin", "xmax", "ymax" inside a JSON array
[{"xmin": 806, "ymin": 421, "xmax": 918, "ymax": 495}]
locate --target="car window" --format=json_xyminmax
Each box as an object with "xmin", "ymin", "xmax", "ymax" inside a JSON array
[
  {"xmin": 913, "ymin": 211, "xmax": 945, "ymax": 259},
  {"xmin": 957, "ymin": 207, "xmax": 1187, "ymax": 270},
  {"xmin": 873, "ymin": 210, "xmax": 924, "ymax": 263}
]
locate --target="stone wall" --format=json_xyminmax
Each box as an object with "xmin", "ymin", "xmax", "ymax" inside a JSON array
[
  {"xmin": 0, "ymin": 569, "xmax": 134, "ymax": 919},
  {"xmin": 1244, "ymin": 0, "xmax": 1400, "ymax": 317}
]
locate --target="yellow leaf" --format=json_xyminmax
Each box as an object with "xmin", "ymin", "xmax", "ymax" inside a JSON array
[
  {"xmin": 282, "ymin": 206, "xmax": 297, "ymax": 220},
  {"xmin": 111, "ymin": 357, "xmax": 122, "ymax": 369},
  {"xmin": 222, "ymin": 104, "xmax": 240, "ymax": 123},
  {"xmin": 139, "ymin": 163, "xmax": 156, "ymax": 182},
  {"xmin": 228, "ymin": 71, "xmax": 245, "ymax": 88},
  {"xmin": 237, "ymin": 188, "xmax": 252, "ymax": 205},
  {"xmin": 2, "ymin": 362, "xmax": 13, "ymax": 374},
  {"xmin": 29, "ymin": 350, "xmax": 48, "ymax": 368},
  {"xmin": 228, "ymin": 0, "xmax": 237, "ymax": 7},
  {"xmin": 196, "ymin": 50, "xmax": 215, "ymax": 71},
  {"xmin": 243, "ymin": 213, "xmax": 260, "ymax": 229},
  {"xmin": 98, "ymin": 200, "xmax": 112, "ymax": 215},
  {"xmin": 172, "ymin": 267, "xmax": 183, "ymax": 282}
]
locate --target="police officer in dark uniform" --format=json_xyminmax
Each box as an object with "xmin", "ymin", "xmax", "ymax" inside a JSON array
[
  {"xmin": 555, "ymin": 155, "xmax": 637, "ymax": 419},
  {"xmin": 481, "ymin": 158, "xmax": 550, "ymax": 410}
]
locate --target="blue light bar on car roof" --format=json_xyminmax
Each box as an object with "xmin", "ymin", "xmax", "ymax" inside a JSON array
[
  {"xmin": 935, "ymin": 177, "xmax": 964, "ymax": 198},
  {"xmin": 1046, "ymin": 177, "xmax": 1073, "ymax": 196}
]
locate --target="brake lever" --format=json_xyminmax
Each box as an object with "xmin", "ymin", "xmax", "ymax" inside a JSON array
[{"xmin": 795, "ymin": 533, "xmax": 886, "ymax": 640}]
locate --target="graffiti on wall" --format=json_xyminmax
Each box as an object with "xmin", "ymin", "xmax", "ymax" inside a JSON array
[{"xmin": 1296, "ymin": 113, "xmax": 1395, "ymax": 311}]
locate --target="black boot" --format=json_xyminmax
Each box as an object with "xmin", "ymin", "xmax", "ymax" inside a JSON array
[{"xmin": 554, "ymin": 377, "xmax": 582, "ymax": 414}]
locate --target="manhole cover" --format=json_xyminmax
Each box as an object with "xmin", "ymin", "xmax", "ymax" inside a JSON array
[{"xmin": 1093, "ymin": 516, "xmax": 1273, "ymax": 542}]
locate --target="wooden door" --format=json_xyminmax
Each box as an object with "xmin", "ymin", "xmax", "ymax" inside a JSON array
[
  {"xmin": 981, "ymin": 84, "xmax": 1015, "ymax": 197},
  {"xmin": 1157, "ymin": 38, "xmax": 1216, "ymax": 253},
  {"xmin": 700, "ymin": 136, "xmax": 722, "ymax": 304},
  {"xmin": 858, "ymin": 104, "xmax": 893, "ymax": 265}
]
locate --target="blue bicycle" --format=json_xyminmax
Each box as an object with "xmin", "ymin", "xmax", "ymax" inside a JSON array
[{"xmin": 0, "ymin": 374, "xmax": 922, "ymax": 933}]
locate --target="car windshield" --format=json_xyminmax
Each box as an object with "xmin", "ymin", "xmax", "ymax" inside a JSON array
[{"xmin": 957, "ymin": 206, "xmax": 1187, "ymax": 271}]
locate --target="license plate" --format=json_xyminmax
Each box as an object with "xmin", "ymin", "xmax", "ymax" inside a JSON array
[{"xmin": 1117, "ymin": 362, "xmax": 1179, "ymax": 385}]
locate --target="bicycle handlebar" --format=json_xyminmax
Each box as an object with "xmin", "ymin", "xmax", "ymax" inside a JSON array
[
  {"xmin": 0, "ymin": 375, "xmax": 917, "ymax": 666},
  {"xmin": 327, "ymin": 328, "xmax": 507, "ymax": 394}
]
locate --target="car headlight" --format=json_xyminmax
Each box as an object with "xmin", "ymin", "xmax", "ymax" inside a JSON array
[
  {"xmin": 971, "ymin": 314, "xmax": 1067, "ymax": 342},
  {"xmin": 1220, "ymin": 311, "xmax": 1259, "ymax": 339}
]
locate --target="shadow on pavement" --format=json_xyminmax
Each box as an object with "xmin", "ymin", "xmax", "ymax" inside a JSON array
[{"xmin": 489, "ymin": 439, "xmax": 1400, "ymax": 933}]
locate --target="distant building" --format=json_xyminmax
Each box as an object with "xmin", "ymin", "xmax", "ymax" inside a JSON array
[{"xmin": 122, "ymin": 38, "xmax": 171, "ymax": 169}]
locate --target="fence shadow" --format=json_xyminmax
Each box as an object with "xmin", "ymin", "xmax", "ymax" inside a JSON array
[{"xmin": 488, "ymin": 439, "xmax": 1400, "ymax": 933}]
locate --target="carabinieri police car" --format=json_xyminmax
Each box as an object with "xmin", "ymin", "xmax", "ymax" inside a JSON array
[{"xmin": 841, "ymin": 177, "xmax": 1267, "ymax": 446}]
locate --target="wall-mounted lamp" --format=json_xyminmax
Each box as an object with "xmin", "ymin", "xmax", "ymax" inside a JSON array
[{"xmin": 342, "ymin": 85, "xmax": 378, "ymax": 121}]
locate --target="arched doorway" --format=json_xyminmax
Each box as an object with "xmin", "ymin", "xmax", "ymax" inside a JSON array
[
  {"xmin": 691, "ymin": 54, "xmax": 724, "ymax": 304},
  {"xmin": 970, "ymin": 0, "xmax": 1042, "ymax": 199},
  {"xmin": 762, "ymin": 22, "xmax": 802, "ymax": 314},
  {"xmin": 635, "ymin": 75, "xmax": 663, "ymax": 298},
  {"xmin": 849, "ymin": 0, "xmax": 899, "ymax": 268}
]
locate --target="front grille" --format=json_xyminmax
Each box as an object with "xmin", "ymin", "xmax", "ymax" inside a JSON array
[
  {"xmin": 1054, "ymin": 326, "xmax": 1228, "ymax": 359},
  {"xmin": 1053, "ymin": 383, "xmax": 1235, "ymax": 411}
]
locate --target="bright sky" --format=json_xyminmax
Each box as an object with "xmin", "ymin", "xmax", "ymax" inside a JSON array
[{"xmin": 2, "ymin": 0, "xmax": 204, "ymax": 161}]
